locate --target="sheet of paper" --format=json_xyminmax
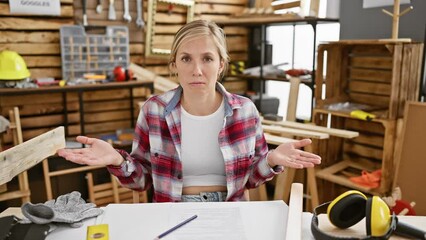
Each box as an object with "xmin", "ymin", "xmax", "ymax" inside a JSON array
[
  {"xmin": 95, "ymin": 201, "xmax": 287, "ymax": 240},
  {"xmin": 168, "ymin": 207, "xmax": 246, "ymax": 240}
]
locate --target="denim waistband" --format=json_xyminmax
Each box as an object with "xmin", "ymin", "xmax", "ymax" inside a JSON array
[{"xmin": 181, "ymin": 191, "xmax": 227, "ymax": 202}]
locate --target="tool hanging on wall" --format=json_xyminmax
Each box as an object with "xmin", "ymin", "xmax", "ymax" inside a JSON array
[
  {"xmin": 108, "ymin": 0, "xmax": 116, "ymax": 20},
  {"xmin": 96, "ymin": 0, "xmax": 102, "ymax": 14},
  {"xmin": 123, "ymin": 0, "xmax": 131, "ymax": 22},
  {"xmin": 168, "ymin": 4, "xmax": 173, "ymax": 15},
  {"xmin": 136, "ymin": 0, "xmax": 145, "ymax": 28},
  {"xmin": 82, "ymin": 0, "xmax": 88, "ymax": 26}
]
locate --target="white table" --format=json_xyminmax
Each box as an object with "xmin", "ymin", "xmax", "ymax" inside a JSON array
[{"xmin": 1, "ymin": 201, "xmax": 425, "ymax": 240}]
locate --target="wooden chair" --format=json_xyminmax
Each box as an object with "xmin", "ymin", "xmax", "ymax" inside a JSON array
[
  {"xmin": 86, "ymin": 172, "xmax": 148, "ymax": 207},
  {"xmin": 0, "ymin": 107, "xmax": 31, "ymax": 204}
]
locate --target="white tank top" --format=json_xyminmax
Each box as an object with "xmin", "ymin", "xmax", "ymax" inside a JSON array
[{"xmin": 180, "ymin": 100, "xmax": 226, "ymax": 187}]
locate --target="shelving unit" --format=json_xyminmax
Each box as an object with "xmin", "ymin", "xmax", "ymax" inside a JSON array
[
  {"xmin": 313, "ymin": 40, "xmax": 424, "ymax": 198},
  {"xmin": 217, "ymin": 17, "xmax": 339, "ymax": 115}
]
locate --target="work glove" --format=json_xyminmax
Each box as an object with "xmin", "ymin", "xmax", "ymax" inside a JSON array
[{"xmin": 21, "ymin": 191, "xmax": 103, "ymax": 228}]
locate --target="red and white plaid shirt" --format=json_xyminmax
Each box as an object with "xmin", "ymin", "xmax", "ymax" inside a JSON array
[{"xmin": 108, "ymin": 83, "xmax": 283, "ymax": 202}]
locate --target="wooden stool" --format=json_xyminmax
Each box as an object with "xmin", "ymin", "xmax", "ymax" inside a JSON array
[
  {"xmin": 0, "ymin": 107, "xmax": 31, "ymax": 204},
  {"xmin": 86, "ymin": 172, "xmax": 148, "ymax": 206}
]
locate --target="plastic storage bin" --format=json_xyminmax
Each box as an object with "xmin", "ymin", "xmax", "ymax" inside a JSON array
[{"xmin": 60, "ymin": 25, "xmax": 129, "ymax": 81}]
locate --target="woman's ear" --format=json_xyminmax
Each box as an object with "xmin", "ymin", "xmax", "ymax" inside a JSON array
[{"xmin": 218, "ymin": 60, "xmax": 225, "ymax": 75}]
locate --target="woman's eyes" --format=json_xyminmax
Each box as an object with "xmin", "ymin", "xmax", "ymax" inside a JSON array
[
  {"xmin": 180, "ymin": 56, "xmax": 214, "ymax": 63},
  {"xmin": 181, "ymin": 56, "xmax": 190, "ymax": 62}
]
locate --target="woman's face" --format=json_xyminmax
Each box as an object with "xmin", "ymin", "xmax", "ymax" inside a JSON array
[{"xmin": 173, "ymin": 35, "xmax": 224, "ymax": 96}]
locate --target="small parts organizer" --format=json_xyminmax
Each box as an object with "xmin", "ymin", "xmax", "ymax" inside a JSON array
[{"xmin": 60, "ymin": 25, "xmax": 129, "ymax": 80}]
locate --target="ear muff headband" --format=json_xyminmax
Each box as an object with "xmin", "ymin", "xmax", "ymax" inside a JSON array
[
  {"xmin": 327, "ymin": 190, "xmax": 367, "ymax": 229},
  {"xmin": 311, "ymin": 190, "xmax": 397, "ymax": 240},
  {"xmin": 366, "ymin": 196, "xmax": 392, "ymax": 237}
]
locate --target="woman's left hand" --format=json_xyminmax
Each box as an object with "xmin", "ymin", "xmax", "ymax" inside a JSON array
[{"xmin": 267, "ymin": 139, "xmax": 321, "ymax": 169}]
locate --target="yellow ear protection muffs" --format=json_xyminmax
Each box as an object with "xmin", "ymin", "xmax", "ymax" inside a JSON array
[{"xmin": 311, "ymin": 190, "xmax": 426, "ymax": 240}]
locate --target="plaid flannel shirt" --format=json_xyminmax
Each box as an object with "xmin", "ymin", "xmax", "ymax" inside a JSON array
[{"xmin": 108, "ymin": 83, "xmax": 283, "ymax": 202}]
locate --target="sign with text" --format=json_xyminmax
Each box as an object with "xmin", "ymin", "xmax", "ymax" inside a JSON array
[{"xmin": 9, "ymin": 0, "xmax": 61, "ymax": 16}]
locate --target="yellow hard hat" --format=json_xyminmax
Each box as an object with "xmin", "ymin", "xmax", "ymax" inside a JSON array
[{"xmin": 0, "ymin": 50, "xmax": 31, "ymax": 80}]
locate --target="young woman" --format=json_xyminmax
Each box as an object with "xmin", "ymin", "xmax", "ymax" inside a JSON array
[{"xmin": 57, "ymin": 20, "xmax": 321, "ymax": 202}]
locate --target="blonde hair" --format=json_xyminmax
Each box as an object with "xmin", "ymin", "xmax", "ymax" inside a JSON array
[{"xmin": 169, "ymin": 20, "xmax": 230, "ymax": 79}]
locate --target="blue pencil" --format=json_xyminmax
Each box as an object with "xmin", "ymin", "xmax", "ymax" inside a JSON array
[{"xmin": 154, "ymin": 214, "xmax": 198, "ymax": 240}]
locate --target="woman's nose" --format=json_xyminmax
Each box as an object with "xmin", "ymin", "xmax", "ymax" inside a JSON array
[{"xmin": 192, "ymin": 62, "xmax": 202, "ymax": 76}]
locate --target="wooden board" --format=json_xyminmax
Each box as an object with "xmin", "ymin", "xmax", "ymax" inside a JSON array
[
  {"xmin": 0, "ymin": 126, "xmax": 65, "ymax": 185},
  {"xmin": 285, "ymin": 183, "xmax": 303, "ymax": 240},
  {"xmin": 393, "ymin": 101, "xmax": 426, "ymax": 215}
]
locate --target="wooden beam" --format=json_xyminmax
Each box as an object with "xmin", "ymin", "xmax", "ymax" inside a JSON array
[
  {"xmin": 285, "ymin": 183, "xmax": 303, "ymax": 240},
  {"xmin": 262, "ymin": 119, "xmax": 359, "ymax": 139},
  {"xmin": 262, "ymin": 125, "xmax": 330, "ymax": 139},
  {"xmin": 0, "ymin": 126, "xmax": 65, "ymax": 185}
]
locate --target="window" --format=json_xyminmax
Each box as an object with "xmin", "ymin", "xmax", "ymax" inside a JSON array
[{"xmin": 266, "ymin": 1, "xmax": 340, "ymax": 120}]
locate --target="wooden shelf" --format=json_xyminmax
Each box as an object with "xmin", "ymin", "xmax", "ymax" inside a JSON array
[{"xmin": 216, "ymin": 16, "xmax": 339, "ymax": 27}]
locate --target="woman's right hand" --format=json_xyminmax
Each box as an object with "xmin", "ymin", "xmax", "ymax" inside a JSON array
[{"xmin": 57, "ymin": 136, "xmax": 124, "ymax": 166}]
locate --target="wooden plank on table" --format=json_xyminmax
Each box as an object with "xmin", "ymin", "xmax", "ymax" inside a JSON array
[
  {"xmin": 264, "ymin": 133, "xmax": 296, "ymax": 145},
  {"xmin": 0, "ymin": 18, "xmax": 73, "ymax": 30},
  {"xmin": 348, "ymin": 80, "xmax": 391, "ymax": 96},
  {"xmin": 0, "ymin": 126, "xmax": 65, "ymax": 185},
  {"xmin": 262, "ymin": 125, "xmax": 329, "ymax": 139},
  {"xmin": 262, "ymin": 119, "xmax": 358, "ymax": 139},
  {"xmin": 0, "ymin": 31, "xmax": 59, "ymax": 43}
]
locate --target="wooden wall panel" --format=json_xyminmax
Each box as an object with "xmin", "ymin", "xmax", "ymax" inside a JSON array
[
  {"xmin": 0, "ymin": 0, "xmax": 248, "ymax": 86},
  {"xmin": 0, "ymin": 0, "xmax": 73, "ymax": 79}
]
